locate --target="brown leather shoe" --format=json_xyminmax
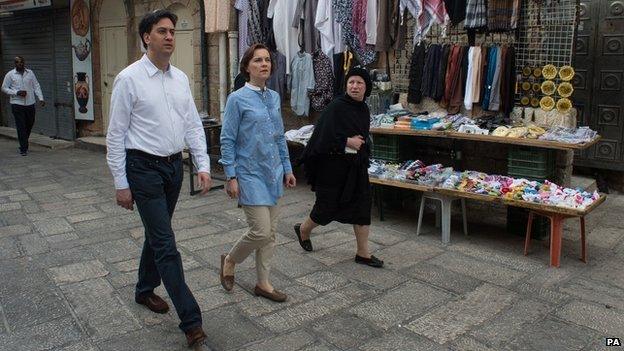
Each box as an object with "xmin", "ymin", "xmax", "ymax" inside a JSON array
[
  {"xmin": 254, "ymin": 285, "xmax": 287, "ymax": 302},
  {"xmin": 135, "ymin": 292, "xmax": 169, "ymax": 314},
  {"xmin": 220, "ymin": 254, "xmax": 234, "ymax": 291},
  {"xmin": 185, "ymin": 326, "xmax": 207, "ymax": 347}
]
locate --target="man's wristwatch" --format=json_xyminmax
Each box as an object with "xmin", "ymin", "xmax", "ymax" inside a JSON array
[{"xmin": 227, "ymin": 176, "xmax": 237, "ymax": 181}]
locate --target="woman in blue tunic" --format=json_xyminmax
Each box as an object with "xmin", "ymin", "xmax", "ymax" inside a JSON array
[{"xmin": 219, "ymin": 43, "xmax": 297, "ymax": 302}]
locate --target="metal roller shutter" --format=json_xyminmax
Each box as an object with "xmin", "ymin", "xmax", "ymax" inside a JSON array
[{"xmin": 0, "ymin": 7, "xmax": 75, "ymax": 140}]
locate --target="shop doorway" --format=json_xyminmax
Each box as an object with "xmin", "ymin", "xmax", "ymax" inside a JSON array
[
  {"xmin": 573, "ymin": 0, "xmax": 624, "ymax": 171},
  {"xmin": 168, "ymin": 3, "xmax": 195, "ymax": 95},
  {"xmin": 98, "ymin": 0, "xmax": 128, "ymax": 132}
]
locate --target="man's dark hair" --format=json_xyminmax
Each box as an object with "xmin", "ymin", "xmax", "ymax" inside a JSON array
[
  {"xmin": 138, "ymin": 9, "xmax": 178, "ymax": 49},
  {"xmin": 239, "ymin": 43, "xmax": 274, "ymax": 81}
]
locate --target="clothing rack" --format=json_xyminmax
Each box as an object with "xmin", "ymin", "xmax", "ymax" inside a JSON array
[{"xmin": 391, "ymin": 0, "xmax": 577, "ymax": 104}]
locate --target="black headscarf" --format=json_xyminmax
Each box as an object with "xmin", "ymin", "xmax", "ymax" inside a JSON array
[{"xmin": 344, "ymin": 67, "xmax": 373, "ymax": 97}]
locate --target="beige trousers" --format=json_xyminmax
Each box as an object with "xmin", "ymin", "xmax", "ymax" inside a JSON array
[{"xmin": 227, "ymin": 202, "xmax": 280, "ymax": 283}]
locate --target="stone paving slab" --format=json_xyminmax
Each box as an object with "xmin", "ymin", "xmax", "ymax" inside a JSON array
[
  {"xmin": 1, "ymin": 139, "xmax": 623, "ymax": 350},
  {"xmin": 350, "ymin": 280, "xmax": 453, "ymax": 330},
  {"xmin": 60, "ymin": 278, "xmax": 142, "ymax": 341},
  {"xmin": 555, "ymin": 300, "xmax": 624, "ymax": 336},
  {"xmin": 405, "ymin": 283, "xmax": 517, "ymax": 344}
]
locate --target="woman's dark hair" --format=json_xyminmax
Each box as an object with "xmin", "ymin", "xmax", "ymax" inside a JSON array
[
  {"xmin": 239, "ymin": 43, "xmax": 274, "ymax": 81},
  {"xmin": 138, "ymin": 10, "xmax": 178, "ymax": 49}
]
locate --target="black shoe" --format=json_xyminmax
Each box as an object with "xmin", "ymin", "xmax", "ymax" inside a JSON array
[
  {"xmin": 355, "ymin": 254, "xmax": 384, "ymax": 268},
  {"xmin": 20, "ymin": 151, "xmax": 27, "ymax": 156},
  {"xmin": 294, "ymin": 223, "xmax": 313, "ymax": 251}
]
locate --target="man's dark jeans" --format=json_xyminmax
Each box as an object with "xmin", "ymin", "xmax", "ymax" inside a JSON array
[
  {"xmin": 11, "ymin": 104, "xmax": 35, "ymax": 153},
  {"xmin": 126, "ymin": 150, "xmax": 202, "ymax": 332}
]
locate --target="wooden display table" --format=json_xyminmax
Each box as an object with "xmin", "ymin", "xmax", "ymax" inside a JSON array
[
  {"xmin": 370, "ymin": 177, "xmax": 606, "ymax": 267},
  {"xmin": 370, "ymin": 127, "xmax": 601, "ymax": 151}
]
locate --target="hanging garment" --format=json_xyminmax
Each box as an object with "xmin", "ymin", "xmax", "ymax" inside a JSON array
[
  {"xmin": 375, "ymin": 0, "xmax": 394, "ymax": 51},
  {"xmin": 333, "ymin": 51, "xmax": 360, "ymax": 96},
  {"xmin": 464, "ymin": 0, "xmax": 487, "ymax": 30},
  {"xmin": 478, "ymin": 45, "xmax": 488, "ymax": 103},
  {"xmin": 500, "ymin": 46, "xmax": 516, "ymax": 115},
  {"xmin": 407, "ymin": 43, "xmax": 426, "ymax": 104},
  {"xmin": 463, "ymin": 46, "xmax": 482, "ymax": 110},
  {"xmin": 417, "ymin": 0, "xmax": 449, "ymax": 43},
  {"xmin": 315, "ymin": 0, "xmax": 345, "ymax": 63},
  {"xmin": 441, "ymin": 45, "xmax": 465, "ymax": 113},
  {"xmin": 267, "ymin": 50, "xmax": 287, "ymax": 100},
  {"xmin": 235, "ymin": 0, "xmax": 251, "ymax": 57},
  {"xmin": 421, "ymin": 44, "xmax": 441, "ymax": 98},
  {"xmin": 488, "ymin": 47, "xmax": 503, "ymax": 111},
  {"xmin": 482, "ymin": 46, "xmax": 498, "ymax": 110},
  {"xmin": 510, "ymin": 0, "xmax": 521, "ymax": 29},
  {"xmin": 290, "ymin": 52, "xmax": 316, "ymax": 116},
  {"xmin": 249, "ymin": 0, "xmax": 266, "ymax": 44},
  {"xmin": 334, "ymin": 0, "xmax": 377, "ymax": 65},
  {"xmin": 268, "ymin": 0, "xmax": 301, "ymax": 74},
  {"xmin": 352, "ymin": 0, "xmax": 368, "ymax": 50},
  {"xmin": 293, "ymin": 0, "xmax": 321, "ymax": 53},
  {"xmin": 444, "ymin": 0, "xmax": 465, "ymax": 25},
  {"xmin": 488, "ymin": 0, "xmax": 514, "ymax": 32},
  {"xmin": 310, "ymin": 50, "xmax": 335, "ymax": 111},
  {"xmin": 205, "ymin": 0, "xmax": 231, "ymax": 33},
  {"xmin": 399, "ymin": 0, "xmax": 422, "ymax": 44},
  {"xmin": 365, "ymin": 0, "xmax": 378, "ymax": 45},
  {"xmin": 433, "ymin": 44, "xmax": 450, "ymax": 101}
]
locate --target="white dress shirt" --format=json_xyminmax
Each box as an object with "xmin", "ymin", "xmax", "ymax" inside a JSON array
[
  {"xmin": 1, "ymin": 68, "xmax": 44, "ymax": 106},
  {"xmin": 106, "ymin": 55, "xmax": 210, "ymax": 189}
]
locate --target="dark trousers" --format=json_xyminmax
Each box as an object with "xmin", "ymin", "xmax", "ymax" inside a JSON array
[
  {"xmin": 11, "ymin": 104, "xmax": 35, "ymax": 152},
  {"xmin": 126, "ymin": 151, "xmax": 202, "ymax": 332}
]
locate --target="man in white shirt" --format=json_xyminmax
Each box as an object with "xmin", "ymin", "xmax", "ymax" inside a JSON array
[
  {"xmin": 1, "ymin": 56, "xmax": 45, "ymax": 156},
  {"xmin": 106, "ymin": 10, "xmax": 212, "ymax": 347}
]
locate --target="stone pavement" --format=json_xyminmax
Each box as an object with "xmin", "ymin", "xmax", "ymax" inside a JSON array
[{"xmin": 0, "ymin": 138, "xmax": 623, "ymax": 351}]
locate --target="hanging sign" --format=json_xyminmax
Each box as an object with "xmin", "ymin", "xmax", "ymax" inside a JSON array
[
  {"xmin": 70, "ymin": 0, "xmax": 94, "ymax": 121},
  {"xmin": 0, "ymin": 0, "xmax": 51, "ymax": 13}
]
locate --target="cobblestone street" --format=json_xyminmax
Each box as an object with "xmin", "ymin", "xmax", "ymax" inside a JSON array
[{"xmin": 0, "ymin": 138, "xmax": 623, "ymax": 351}]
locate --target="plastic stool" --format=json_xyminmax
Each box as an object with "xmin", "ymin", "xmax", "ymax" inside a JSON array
[{"xmin": 416, "ymin": 192, "xmax": 468, "ymax": 244}]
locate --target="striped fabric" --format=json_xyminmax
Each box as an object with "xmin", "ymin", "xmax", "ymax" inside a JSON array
[{"xmin": 464, "ymin": 0, "xmax": 487, "ymax": 29}]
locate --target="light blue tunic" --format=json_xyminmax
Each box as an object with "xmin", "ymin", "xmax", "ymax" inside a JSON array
[{"xmin": 219, "ymin": 84, "xmax": 292, "ymax": 206}]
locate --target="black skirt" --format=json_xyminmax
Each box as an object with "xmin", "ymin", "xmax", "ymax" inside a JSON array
[{"xmin": 309, "ymin": 155, "xmax": 372, "ymax": 226}]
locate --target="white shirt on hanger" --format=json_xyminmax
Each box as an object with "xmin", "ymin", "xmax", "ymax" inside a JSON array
[
  {"xmin": 366, "ymin": 0, "xmax": 378, "ymax": 45},
  {"xmin": 106, "ymin": 55, "xmax": 210, "ymax": 189},
  {"xmin": 268, "ymin": 0, "xmax": 301, "ymax": 75},
  {"xmin": 314, "ymin": 0, "xmax": 345, "ymax": 61}
]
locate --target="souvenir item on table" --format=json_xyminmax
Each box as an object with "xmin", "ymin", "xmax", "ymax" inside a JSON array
[
  {"xmin": 457, "ymin": 124, "xmax": 489, "ymax": 135},
  {"xmin": 492, "ymin": 126, "xmax": 510, "ymax": 137},
  {"xmin": 556, "ymin": 98, "xmax": 572, "ymax": 113},
  {"xmin": 507, "ymin": 127, "xmax": 528, "ymax": 138},
  {"xmin": 540, "ymin": 126, "xmax": 597, "ymax": 144},
  {"xmin": 522, "ymin": 66, "xmax": 532, "ymax": 77},
  {"xmin": 367, "ymin": 160, "xmax": 601, "ymax": 210},
  {"xmin": 540, "ymin": 96, "xmax": 555, "ymax": 111},
  {"xmin": 557, "ymin": 82, "xmax": 573, "ymax": 97},
  {"xmin": 533, "ymin": 67, "xmax": 542, "ymax": 78},
  {"xmin": 520, "ymin": 96, "xmax": 530, "ymax": 105},
  {"xmin": 530, "ymin": 97, "xmax": 540, "ymax": 108},
  {"xmin": 411, "ymin": 116, "xmax": 440, "ymax": 130},
  {"xmin": 532, "ymin": 82, "xmax": 541, "ymax": 93},
  {"xmin": 559, "ymin": 65, "xmax": 575, "ymax": 81},
  {"xmin": 542, "ymin": 64, "xmax": 558, "ymax": 80},
  {"xmin": 541, "ymin": 80, "xmax": 556, "ymax": 95},
  {"xmin": 526, "ymin": 125, "xmax": 546, "ymax": 139}
]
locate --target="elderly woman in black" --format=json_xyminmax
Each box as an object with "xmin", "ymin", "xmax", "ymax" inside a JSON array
[{"xmin": 294, "ymin": 67, "xmax": 383, "ymax": 268}]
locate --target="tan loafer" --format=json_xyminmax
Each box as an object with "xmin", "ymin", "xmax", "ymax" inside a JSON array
[
  {"xmin": 220, "ymin": 254, "xmax": 234, "ymax": 291},
  {"xmin": 254, "ymin": 285, "xmax": 287, "ymax": 302},
  {"xmin": 135, "ymin": 292, "xmax": 169, "ymax": 314}
]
